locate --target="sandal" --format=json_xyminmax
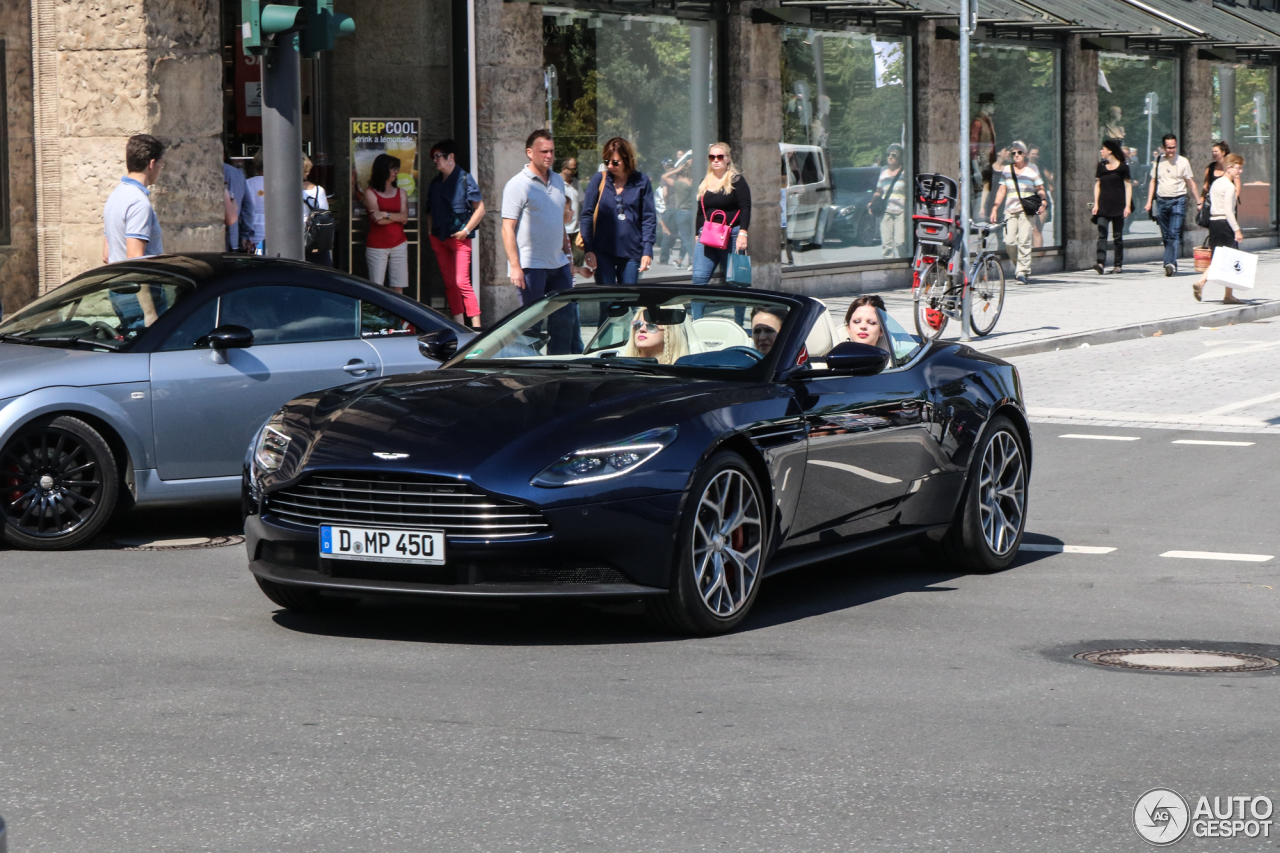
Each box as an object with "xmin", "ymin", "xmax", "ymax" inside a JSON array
[
  {"xmin": 1192, "ymin": 281, "xmax": 1203, "ymax": 302},
  {"xmin": 1112, "ymin": 266, "xmax": 1123, "ymax": 275},
  {"xmin": 1224, "ymin": 294, "xmax": 1244, "ymax": 305}
]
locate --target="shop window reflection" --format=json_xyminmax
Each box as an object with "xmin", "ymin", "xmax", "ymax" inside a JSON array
[
  {"xmin": 1097, "ymin": 53, "xmax": 1177, "ymax": 240},
  {"xmin": 1213, "ymin": 64, "xmax": 1275, "ymax": 231}
]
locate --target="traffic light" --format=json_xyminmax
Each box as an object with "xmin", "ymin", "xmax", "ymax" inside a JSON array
[
  {"xmin": 300, "ymin": 0, "xmax": 355, "ymax": 58},
  {"xmin": 240, "ymin": 1, "xmax": 306, "ymax": 55}
]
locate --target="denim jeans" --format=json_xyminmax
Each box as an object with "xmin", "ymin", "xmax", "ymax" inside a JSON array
[
  {"xmin": 1154, "ymin": 195, "xmax": 1186, "ymax": 269},
  {"xmin": 520, "ymin": 264, "xmax": 582, "ymax": 355},
  {"xmin": 675, "ymin": 210, "xmax": 695, "ymax": 262},
  {"xmin": 593, "ymin": 252, "xmax": 641, "ymax": 285},
  {"xmin": 691, "ymin": 228, "xmax": 743, "ymax": 321},
  {"xmin": 108, "ymin": 286, "xmax": 170, "ymax": 333}
]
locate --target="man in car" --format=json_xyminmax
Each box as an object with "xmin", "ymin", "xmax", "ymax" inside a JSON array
[{"xmin": 750, "ymin": 305, "xmax": 787, "ymax": 356}]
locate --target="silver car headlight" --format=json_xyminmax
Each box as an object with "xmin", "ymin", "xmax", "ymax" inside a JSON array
[
  {"xmin": 251, "ymin": 413, "xmax": 292, "ymax": 480},
  {"xmin": 532, "ymin": 427, "xmax": 678, "ymax": 487}
]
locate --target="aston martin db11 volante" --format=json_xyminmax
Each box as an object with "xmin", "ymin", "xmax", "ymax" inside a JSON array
[
  {"xmin": 0, "ymin": 255, "xmax": 467, "ymax": 550},
  {"xmin": 245, "ymin": 286, "xmax": 1031, "ymax": 634}
]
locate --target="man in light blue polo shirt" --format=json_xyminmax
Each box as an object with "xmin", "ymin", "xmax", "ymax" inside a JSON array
[
  {"xmin": 102, "ymin": 134, "xmax": 167, "ymax": 329},
  {"xmin": 501, "ymin": 129, "xmax": 580, "ymax": 355}
]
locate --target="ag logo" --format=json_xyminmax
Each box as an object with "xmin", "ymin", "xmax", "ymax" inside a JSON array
[
  {"xmin": 1135, "ymin": 788, "xmax": 1191, "ymax": 846},
  {"xmin": 1233, "ymin": 259, "xmax": 1243, "ymax": 272}
]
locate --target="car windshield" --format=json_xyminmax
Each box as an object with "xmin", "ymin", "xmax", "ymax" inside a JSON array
[
  {"xmin": 454, "ymin": 291, "xmax": 796, "ymax": 375},
  {"xmin": 0, "ymin": 268, "xmax": 194, "ymax": 351}
]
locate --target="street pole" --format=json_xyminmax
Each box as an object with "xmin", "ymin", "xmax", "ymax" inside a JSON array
[
  {"xmin": 958, "ymin": 0, "xmax": 974, "ymax": 343},
  {"xmin": 261, "ymin": 31, "xmax": 304, "ymax": 260}
]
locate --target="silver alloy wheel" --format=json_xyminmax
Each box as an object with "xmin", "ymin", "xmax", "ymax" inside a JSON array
[
  {"xmin": 978, "ymin": 430, "xmax": 1026, "ymax": 556},
  {"xmin": 692, "ymin": 469, "xmax": 763, "ymax": 617}
]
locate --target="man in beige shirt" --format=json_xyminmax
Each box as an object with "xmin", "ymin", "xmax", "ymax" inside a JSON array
[{"xmin": 1144, "ymin": 133, "xmax": 1201, "ymax": 276}]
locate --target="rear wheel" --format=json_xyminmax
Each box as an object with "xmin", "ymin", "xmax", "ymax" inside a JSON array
[
  {"xmin": 1, "ymin": 416, "xmax": 118, "ymax": 550},
  {"xmin": 648, "ymin": 452, "xmax": 767, "ymax": 635},
  {"xmin": 913, "ymin": 261, "xmax": 950, "ymax": 341},
  {"xmin": 968, "ymin": 255, "xmax": 1006, "ymax": 337},
  {"xmin": 930, "ymin": 416, "xmax": 1028, "ymax": 574}
]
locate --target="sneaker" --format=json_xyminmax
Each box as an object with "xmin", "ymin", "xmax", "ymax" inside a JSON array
[
  {"xmin": 1092, "ymin": 263, "xmax": 1105, "ymax": 274},
  {"xmin": 1164, "ymin": 263, "xmax": 1175, "ymax": 276},
  {"xmin": 1112, "ymin": 266, "xmax": 1123, "ymax": 274},
  {"xmin": 1016, "ymin": 274, "xmax": 1028, "ymax": 285}
]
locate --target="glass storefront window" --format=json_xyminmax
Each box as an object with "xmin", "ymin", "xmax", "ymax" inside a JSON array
[
  {"xmin": 543, "ymin": 10, "xmax": 718, "ymax": 278},
  {"xmin": 1097, "ymin": 53, "xmax": 1177, "ymax": 240},
  {"xmin": 1213, "ymin": 64, "xmax": 1275, "ymax": 231},
  {"xmin": 780, "ymin": 30, "xmax": 911, "ymax": 266},
  {"xmin": 968, "ymin": 43, "xmax": 1060, "ymax": 248}
]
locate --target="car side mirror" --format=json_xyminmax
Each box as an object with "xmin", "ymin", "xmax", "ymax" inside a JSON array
[
  {"xmin": 206, "ymin": 324, "xmax": 253, "ymax": 364},
  {"xmin": 826, "ymin": 340, "xmax": 890, "ymax": 375},
  {"xmin": 418, "ymin": 328, "xmax": 458, "ymax": 361}
]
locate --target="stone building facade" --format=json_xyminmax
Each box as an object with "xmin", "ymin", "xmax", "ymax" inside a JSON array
[{"xmin": 3, "ymin": 0, "xmax": 1280, "ymax": 318}]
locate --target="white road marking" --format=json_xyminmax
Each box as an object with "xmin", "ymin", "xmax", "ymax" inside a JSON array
[
  {"xmin": 1160, "ymin": 550, "xmax": 1274, "ymax": 563},
  {"xmin": 1020, "ymin": 544, "xmax": 1117, "ymax": 554},
  {"xmin": 1200, "ymin": 389, "xmax": 1280, "ymax": 416},
  {"xmin": 1172, "ymin": 439, "xmax": 1256, "ymax": 446},
  {"xmin": 1059, "ymin": 433, "xmax": 1141, "ymax": 441},
  {"xmin": 806, "ymin": 459, "xmax": 901, "ymax": 484},
  {"xmin": 1190, "ymin": 340, "xmax": 1280, "ymax": 360},
  {"xmin": 1031, "ymin": 407, "xmax": 1273, "ymax": 429}
]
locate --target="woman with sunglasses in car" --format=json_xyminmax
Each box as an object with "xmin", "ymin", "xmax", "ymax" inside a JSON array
[
  {"xmin": 621, "ymin": 308, "xmax": 691, "ymax": 365},
  {"xmin": 580, "ymin": 137, "xmax": 657, "ymax": 284},
  {"xmin": 693, "ymin": 142, "xmax": 752, "ymax": 288}
]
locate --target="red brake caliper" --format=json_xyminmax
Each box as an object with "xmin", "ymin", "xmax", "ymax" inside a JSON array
[{"xmin": 6, "ymin": 464, "xmax": 24, "ymax": 505}]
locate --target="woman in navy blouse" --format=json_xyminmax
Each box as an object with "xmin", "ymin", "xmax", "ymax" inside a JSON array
[{"xmin": 580, "ymin": 137, "xmax": 657, "ymax": 284}]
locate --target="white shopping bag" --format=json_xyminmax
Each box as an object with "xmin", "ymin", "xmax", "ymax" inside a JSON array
[{"xmin": 1205, "ymin": 246, "xmax": 1257, "ymax": 290}]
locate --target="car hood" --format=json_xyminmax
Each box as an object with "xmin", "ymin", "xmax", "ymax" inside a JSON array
[
  {"xmin": 289, "ymin": 367, "xmax": 730, "ymax": 475},
  {"xmin": 0, "ymin": 344, "xmax": 150, "ymax": 398}
]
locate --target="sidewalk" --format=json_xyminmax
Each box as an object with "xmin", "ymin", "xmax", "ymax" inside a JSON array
[{"xmin": 821, "ymin": 248, "xmax": 1280, "ymax": 357}]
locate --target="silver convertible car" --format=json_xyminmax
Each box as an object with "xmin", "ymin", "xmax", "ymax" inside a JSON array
[{"xmin": 0, "ymin": 255, "xmax": 468, "ymax": 550}]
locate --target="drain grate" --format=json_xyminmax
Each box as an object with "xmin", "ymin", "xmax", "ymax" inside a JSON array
[
  {"xmin": 1075, "ymin": 648, "xmax": 1280, "ymax": 673},
  {"xmin": 113, "ymin": 535, "xmax": 245, "ymax": 551}
]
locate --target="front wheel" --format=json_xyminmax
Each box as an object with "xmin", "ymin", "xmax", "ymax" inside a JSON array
[
  {"xmin": 648, "ymin": 452, "xmax": 767, "ymax": 635},
  {"xmin": 1, "ymin": 415, "xmax": 119, "ymax": 550},
  {"xmin": 931, "ymin": 415, "xmax": 1029, "ymax": 574},
  {"xmin": 913, "ymin": 261, "xmax": 950, "ymax": 341},
  {"xmin": 968, "ymin": 255, "xmax": 1006, "ymax": 336}
]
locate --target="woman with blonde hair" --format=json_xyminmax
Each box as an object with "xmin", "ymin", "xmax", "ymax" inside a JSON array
[
  {"xmin": 620, "ymin": 308, "xmax": 690, "ymax": 365},
  {"xmin": 580, "ymin": 136, "xmax": 657, "ymax": 284},
  {"xmin": 693, "ymin": 142, "xmax": 752, "ymax": 287},
  {"xmin": 1193, "ymin": 152, "xmax": 1245, "ymax": 304}
]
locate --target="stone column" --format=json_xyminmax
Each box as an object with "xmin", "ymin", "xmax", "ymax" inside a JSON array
[
  {"xmin": 2, "ymin": 2, "xmax": 37, "ymax": 312},
  {"xmin": 725, "ymin": 1, "xmax": 782, "ymax": 290},
  {"xmin": 1061, "ymin": 36, "xmax": 1099, "ymax": 271},
  {"xmin": 472, "ymin": 0, "xmax": 543, "ymax": 322},
  {"xmin": 32, "ymin": 0, "xmax": 224, "ymax": 291},
  {"xmin": 914, "ymin": 20, "xmax": 959, "ymax": 178},
  {"xmin": 1181, "ymin": 45, "xmax": 1213, "ymax": 252}
]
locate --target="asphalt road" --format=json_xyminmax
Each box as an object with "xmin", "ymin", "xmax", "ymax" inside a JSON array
[{"xmin": 1, "ymin": 330, "xmax": 1278, "ymax": 851}]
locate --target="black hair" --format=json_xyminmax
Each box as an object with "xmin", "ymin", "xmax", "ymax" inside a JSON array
[
  {"xmin": 525, "ymin": 128, "xmax": 554, "ymax": 150},
  {"xmin": 430, "ymin": 139, "xmax": 457, "ymax": 159},
  {"xmin": 1161, "ymin": 133, "xmax": 1178, "ymax": 146},
  {"xmin": 751, "ymin": 305, "xmax": 788, "ymax": 324},
  {"xmin": 368, "ymin": 153, "xmax": 400, "ymax": 191},
  {"xmin": 1101, "ymin": 139, "xmax": 1127, "ymax": 164},
  {"xmin": 126, "ymin": 134, "xmax": 165, "ymax": 173}
]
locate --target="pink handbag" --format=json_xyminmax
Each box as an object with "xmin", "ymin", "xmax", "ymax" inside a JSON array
[{"xmin": 698, "ymin": 196, "xmax": 739, "ymax": 250}]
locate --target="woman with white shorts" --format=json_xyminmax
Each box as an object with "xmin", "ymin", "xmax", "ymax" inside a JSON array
[{"xmin": 363, "ymin": 153, "xmax": 409, "ymax": 292}]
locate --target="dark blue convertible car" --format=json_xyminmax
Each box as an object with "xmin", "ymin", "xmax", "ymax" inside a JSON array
[{"xmin": 244, "ymin": 286, "xmax": 1030, "ymax": 634}]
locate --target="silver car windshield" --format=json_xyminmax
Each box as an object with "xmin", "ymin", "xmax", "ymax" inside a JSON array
[
  {"xmin": 455, "ymin": 292, "xmax": 795, "ymax": 373},
  {"xmin": 0, "ymin": 269, "xmax": 195, "ymax": 351}
]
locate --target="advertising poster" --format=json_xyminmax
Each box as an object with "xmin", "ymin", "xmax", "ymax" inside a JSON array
[
  {"xmin": 234, "ymin": 30, "xmax": 262, "ymax": 134},
  {"xmin": 349, "ymin": 118, "xmax": 422, "ymax": 295}
]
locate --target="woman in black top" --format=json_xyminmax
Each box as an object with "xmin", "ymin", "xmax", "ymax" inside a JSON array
[
  {"xmin": 692, "ymin": 142, "xmax": 752, "ymax": 287},
  {"xmin": 1092, "ymin": 139, "xmax": 1131, "ymax": 274}
]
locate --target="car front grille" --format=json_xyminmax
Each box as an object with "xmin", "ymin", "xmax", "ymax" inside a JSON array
[{"xmin": 266, "ymin": 473, "xmax": 550, "ymax": 540}]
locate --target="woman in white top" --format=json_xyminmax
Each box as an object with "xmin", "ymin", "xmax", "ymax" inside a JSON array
[
  {"xmin": 302, "ymin": 153, "xmax": 331, "ymax": 266},
  {"xmin": 1193, "ymin": 152, "xmax": 1245, "ymax": 305}
]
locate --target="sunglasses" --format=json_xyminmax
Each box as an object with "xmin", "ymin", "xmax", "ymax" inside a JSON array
[
  {"xmin": 631, "ymin": 320, "xmax": 661, "ymax": 333},
  {"xmin": 605, "ymin": 158, "xmax": 625, "ymax": 167},
  {"xmin": 431, "ymin": 152, "xmax": 448, "ymax": 160},
  {"xmin": 708, "ymin": 153, "xmax": 727, "ymax": 161}
]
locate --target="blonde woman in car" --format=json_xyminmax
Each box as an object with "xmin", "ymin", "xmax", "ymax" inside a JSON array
[{"xmin": 621, "ymin": 308, "xmax": 691, "ymax": 364}]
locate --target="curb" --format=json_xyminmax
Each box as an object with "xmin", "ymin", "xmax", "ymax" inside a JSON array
[{"xmin": 979, "ymin": 298, "xmax": 1280, "ymax": 358}]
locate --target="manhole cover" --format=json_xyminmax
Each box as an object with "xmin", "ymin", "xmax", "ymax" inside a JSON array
[
  {"xmin": 113, "ymin": 535, "xmax": 245, "ymax": 551},
  {"xmin": 1075, "ymin": 648, "xmax": 1280, "ymax": 673}
]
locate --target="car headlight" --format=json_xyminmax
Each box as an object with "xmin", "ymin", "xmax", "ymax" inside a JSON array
[
  {"xmin": 251, "ymin": 413, "xmax": 292, "ymax": 479},
  {"xmin": 532, "ymin": 427, "xmax": 678, "ymax": 487}
]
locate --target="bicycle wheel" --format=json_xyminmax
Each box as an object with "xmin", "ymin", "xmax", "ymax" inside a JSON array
[
  {"xmin": 968, "ymin": 255, "xmax": 1006, "ymax": 337},
  {"xmin": 914, "ymin": 261, "xmax": 950, "ymax": 341}
]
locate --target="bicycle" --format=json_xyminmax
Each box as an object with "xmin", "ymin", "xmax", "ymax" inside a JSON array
[{"xmin": 913, "ymin": 219, "xmax": 1007, "ymax": 341}]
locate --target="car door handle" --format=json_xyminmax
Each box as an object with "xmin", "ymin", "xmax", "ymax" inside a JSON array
[{"xmin": 342, "ymin": 359, "xmax": 376, "ymax": 374}]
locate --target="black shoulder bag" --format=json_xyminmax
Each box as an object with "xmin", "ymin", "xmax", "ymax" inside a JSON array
[
  {"xmin": 304, "ymin": 189, "xmax": 336, "ymax": 252},
  {"xmin": 1012, "ymin": 168, "xmax": 1040, "ymax": 217},
  {"xmin": 870, "ymin": 169, "xmax": 903, "ymax": 219}
]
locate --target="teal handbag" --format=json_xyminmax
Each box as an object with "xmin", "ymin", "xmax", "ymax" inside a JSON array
[{"xmin": 727, "ymin": 250, "xmax": 752, "ymax": 286}]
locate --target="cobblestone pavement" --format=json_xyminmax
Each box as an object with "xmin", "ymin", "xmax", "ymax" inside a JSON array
[
  {"xmin": 1007, "ymin": 317, "xmax": 1280, "ymax": 434},
  {"xmin": 822, "ymin": 248, "xmax": 1280, "ymax": 355}
]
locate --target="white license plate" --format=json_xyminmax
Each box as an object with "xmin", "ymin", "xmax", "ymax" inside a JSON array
[{"xmin": 320, "ymin": 525, "xmax": 446, "ymax": 565}]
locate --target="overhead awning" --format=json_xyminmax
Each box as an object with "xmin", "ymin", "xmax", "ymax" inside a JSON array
[
  {"xmin": 1017, "ymin": 0, "xmax": 1202, "ymax": 47},
  {"xmin": 1118, "ymin": 0, "xmax": 1280, "ymax": 53},
  {"xmin": 1216, "ymin": 0, "xmax": 1280, "ymax": 42}
]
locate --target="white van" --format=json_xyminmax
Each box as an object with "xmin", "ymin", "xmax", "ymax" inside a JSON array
[{"xmin": 780, "ymin": 143, "xmax": 833, "ymax": 247}]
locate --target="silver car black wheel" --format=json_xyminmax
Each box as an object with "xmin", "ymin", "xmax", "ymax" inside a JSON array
[
  {"xmin": 692, "ymin": 468, "xmax": 763, "ymax": 617},
  {"xmin": 978, "ymin": 429, "xmax": 1025, "ymax": 557}
]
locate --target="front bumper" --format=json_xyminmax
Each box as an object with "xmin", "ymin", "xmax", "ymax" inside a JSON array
[{"xmin": 245, "ymin": 491, "xmax": 682, "ymax": 599}]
